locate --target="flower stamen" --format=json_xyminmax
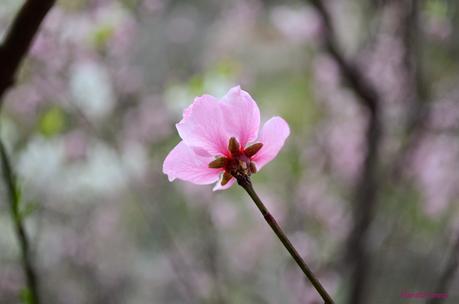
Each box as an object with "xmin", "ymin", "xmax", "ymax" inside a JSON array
[{"xmin": 207, "ymin": 138, "xmax": 264, "ymax": 186}]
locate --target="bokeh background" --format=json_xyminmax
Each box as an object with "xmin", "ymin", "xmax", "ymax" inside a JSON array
[{"xmin": 1, "ymin": 0, "xmax": 459, "ymax": 303}]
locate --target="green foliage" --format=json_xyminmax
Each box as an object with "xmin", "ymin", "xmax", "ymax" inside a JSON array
[
  {"xmin": 19, "ymin": 288, "xmax": 32, "ymax": 304},
  {"xmin": 14, "ymin": 183, "xmax": 22, "ymax": 210},
  {"xmin": 92, "ymin": 25, "xmax": 115, "ymax": 50},
  {"xmin": 383, "ymin": 182, "xmax": 442, "ymax": 238},
  {"xmin": 255, "ymin": 75, "xmax": 319, "ymax": 133},
  {"xmin": 38, "ymin": 106, "xmax": 66, "ymax": 138},
  {"xmin": 426, "ymin": 0, "xmax": 449, "ymax": 17},
  {"xmin": 19, "ymin": 202, "xmax": 39, "ymax": 221},
  {"xmin": 187, "ymin": 75, "xmax": 205, "ymax": 95}
]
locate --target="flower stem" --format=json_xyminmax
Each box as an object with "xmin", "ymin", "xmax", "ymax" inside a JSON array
[
  {"xmin": 236, "ymin": 175, "xmax": 334, "ymax": 304},
  {"xmin": 0, "ymin": 140, "xmax": 41, "ymax": 304}
]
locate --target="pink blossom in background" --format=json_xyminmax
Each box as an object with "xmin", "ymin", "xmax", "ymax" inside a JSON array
[
  {"xmin": 411, "ymin": 134, "xmax": 459, "ymax": 216},
  {"xmin": 430, "ymin": 98, "xmax": 459, "ymax": 131},
  {"xmin": 64, "ymin": 131, "xmax": 89, "ymax": 162},
  {"xmin": 270, "ymin": 5, "xmax": 321, "ymax": 43},
  {"xmin": 163, "ymin": 86, "xmax": 290, "ymax": 190}
]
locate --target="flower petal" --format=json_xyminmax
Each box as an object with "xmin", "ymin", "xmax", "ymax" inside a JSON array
[
  {"xmin": 163, "ymin": 141, "xmax": 222, "ymax": 184},
  {"xmin": 176, "ymin": 95, "xmax": 229, "ymax": 157},
  {"xmin": 251, "ymin": 116, "xmax": 290, "ymax": 170},
  {"xmin": 213, "ymin": 175, "xmax": 236, "ymax": 191},
  {"xmin": 220, "ymin": 86, "xmax": 260, "ymax": 147}
]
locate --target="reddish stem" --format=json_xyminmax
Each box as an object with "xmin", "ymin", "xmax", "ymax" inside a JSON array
[{"xmin": 236, "ymin": 175, "xmax": 334, "ymax": 304}]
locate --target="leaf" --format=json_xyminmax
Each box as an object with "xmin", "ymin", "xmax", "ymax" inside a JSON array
[
  {"xmin": 19, "ymin": 202, "xmax": 39, "ymax": 220},
  {"xmin": 92, "ymin": 24, "xmax": 114, "ymax": 49},
  {"xmin": 19, "ymin": 287, "xmax": 32, "ymax": 304},
  {"xmin": 39, "ymin": 106, "xmax": 66, "ymax": 137}
]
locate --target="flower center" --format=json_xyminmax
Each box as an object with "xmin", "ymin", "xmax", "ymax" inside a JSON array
[{"xmin": 208, "ymin": 137, "xmax": 263, "ymax": 185}]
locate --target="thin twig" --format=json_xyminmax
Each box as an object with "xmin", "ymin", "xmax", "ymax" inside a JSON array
[
  {"xmin": 236, "ymin": 175, "xmax": 334, "ymax": 304},
  {"xmin": 0, "ymin": 0, "xmax": 56, "ymax": 302},
  {"xmin": 0, "ymin": 141, "xmax": 40, "ymax": 304},
  {"xmin": 306, "ymin": 1, "xmax": 382, "ymax": 303}
]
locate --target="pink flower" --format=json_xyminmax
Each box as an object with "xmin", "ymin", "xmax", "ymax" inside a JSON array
[{"xmin": 163, "ymin": 86, "xmax": 290, "ymax": 190}]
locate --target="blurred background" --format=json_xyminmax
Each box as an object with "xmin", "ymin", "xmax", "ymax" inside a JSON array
[{"xmin": 1, "ymin": 0, "xmax": 459, "ymax": 303}]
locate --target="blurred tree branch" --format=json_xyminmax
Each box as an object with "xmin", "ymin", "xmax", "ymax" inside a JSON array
[
  {"xmin": 309, "ymin": 3, "xmax": 457, "ymax": 304},
  {"xmin": 308, "ymin": 0, "xmax": 380, "ymax": 111},
  {"xmin": 306, "ymin": 1, "xmax": 382, "ymax": 304},
  {"xmin": 0, "ymin": 0, "xmax": 56, "ymax": 303},
  {"xmin": 391, "ymin": 0, "xmax": 431, "ymax": 180},
  {"xmin": 393, "ymin": 12, "xmax": 459, "ymax": 301},
  {"xmin": 0, "ymin": 0, "xmax": 55, "ymax": 101}
]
